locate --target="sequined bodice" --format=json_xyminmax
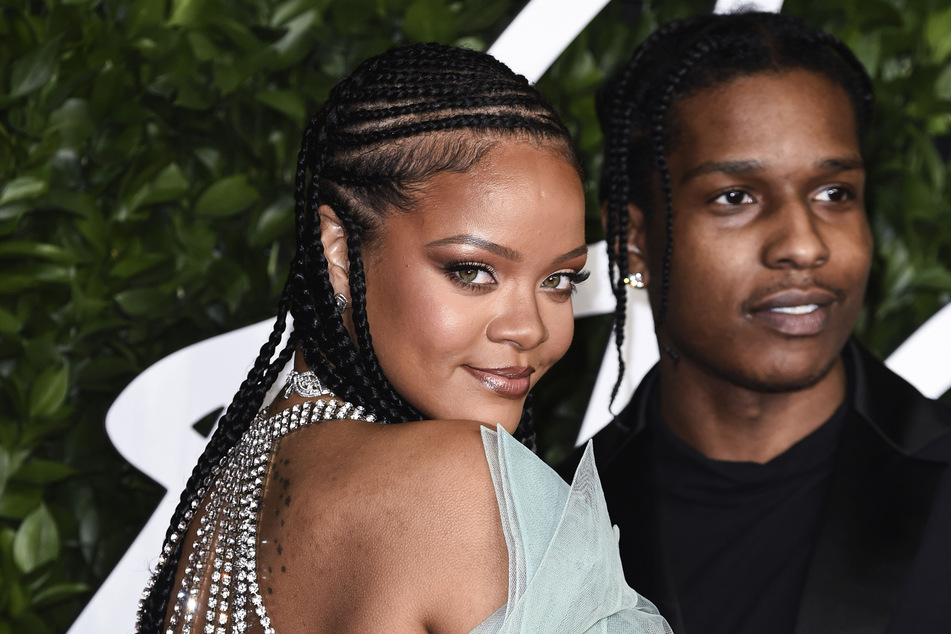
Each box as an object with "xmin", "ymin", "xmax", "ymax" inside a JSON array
[{"xmin": 139, "ymin": 398, "xmax": 374, "ymax": 634}]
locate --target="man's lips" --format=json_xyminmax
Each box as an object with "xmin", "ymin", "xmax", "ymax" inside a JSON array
[
  {"xmin": 746, "ymin": 288, "xmax": 841, "ymax": 336},
  {"xmin": 463, "ymin": 365, "xmax": 535, "ymax": 399}
]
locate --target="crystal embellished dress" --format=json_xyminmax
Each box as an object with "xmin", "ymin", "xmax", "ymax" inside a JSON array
[{"xmin": 142, "ymin": 400, "xmax": 671, "ymax": 634}]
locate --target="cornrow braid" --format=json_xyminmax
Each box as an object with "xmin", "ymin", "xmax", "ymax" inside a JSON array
[
  {"xmin": 139, "ymin": 42, "xmax": 575, "ymax": 631},
  {"xmin": 597, "ymin": 11, "xmax": 875, "ymax": 404}
]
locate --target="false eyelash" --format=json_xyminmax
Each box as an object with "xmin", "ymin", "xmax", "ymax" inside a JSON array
[
  {"xmin": 570, "ymin": 270, "xmax": 591, "ymax": 285},
  {"xmin": 442, "ymin": 260, "xmax": 496, "ymax": 289}
]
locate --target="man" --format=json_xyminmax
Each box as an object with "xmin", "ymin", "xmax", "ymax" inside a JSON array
[{"xmin": 560, "ymin": 12, "xmax": 951, "ymax": 634}]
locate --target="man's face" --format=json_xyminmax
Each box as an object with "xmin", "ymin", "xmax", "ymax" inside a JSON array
[{"xmin": 636, "ymin": 69, "xmax": 873, "ymax": 392}]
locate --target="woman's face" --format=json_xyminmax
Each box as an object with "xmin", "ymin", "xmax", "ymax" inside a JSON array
[{"xmin": 362, "ymin": 142, "xmax": 587, "ymax": 432}]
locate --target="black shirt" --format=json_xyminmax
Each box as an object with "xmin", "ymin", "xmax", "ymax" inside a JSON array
[{"xmin": 652, "ymin": 392, "xmax": 848, "ymax": 634}]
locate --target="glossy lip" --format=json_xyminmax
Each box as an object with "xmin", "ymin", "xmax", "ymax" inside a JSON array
[
  {"xmin": 463, "ymin": 365, "xmax": 535, "ymax": 399},
  {"xmin": 746, "ymin": 288, "xmax": 839, "ymax": 336}
]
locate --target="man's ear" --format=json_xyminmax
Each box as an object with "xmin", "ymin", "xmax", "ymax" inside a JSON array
[
  {"xmin": 318, "ymin": 204, "xmax": 351, "ymax": 298},
  {"xmin": 625, "ymin": 203, "xmax": 652, "ymax": 286},
  {"xmin": 601, "ymin": 202, "xmax": 651, "ymax": 287}
]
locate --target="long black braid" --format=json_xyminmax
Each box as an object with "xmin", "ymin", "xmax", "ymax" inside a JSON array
[
  {"xmin": 597, "ymin": 11, "xmax": 875, "ymax": 407},
  {"xmin": 138, "ymin": 42, "xmax": 578, "ymax": 632}
]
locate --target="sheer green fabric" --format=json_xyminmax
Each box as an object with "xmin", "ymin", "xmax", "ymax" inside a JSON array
[{"xmin": 472, "ymin": 427, "xmax": 673, "ymax": 634}]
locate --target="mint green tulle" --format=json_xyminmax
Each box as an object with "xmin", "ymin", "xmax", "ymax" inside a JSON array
[{"xmin": 472, "ymin": 427, "xmax": 673, "ymax": 634}]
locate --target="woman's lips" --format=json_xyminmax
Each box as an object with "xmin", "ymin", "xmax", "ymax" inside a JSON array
[
  {"xmin": 747, "ymin": 288, "xmax": 837, "ymax": 336},
  {"xmin": 463, "ymin": 365, "xmax": 535, "ymax": 399}
]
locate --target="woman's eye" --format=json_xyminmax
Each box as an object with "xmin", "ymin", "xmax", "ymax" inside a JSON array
[
  {"xmin": 713, "ymin": 190, "xmax": 755, "ymax": 205},
  {"xmin": 814, "ymin": 187, "xmax": 851, "ymax": 202},
  {"xmin": 542, "ymin": 270, "xmax": 589, "ymax": 292},
  {"xmin": 447, "ymin": 265, "xmax": 495, "ymax": 286},
  {"xmin": 541, "ymin": 274, "xmax": 571, "ymax": 290}
]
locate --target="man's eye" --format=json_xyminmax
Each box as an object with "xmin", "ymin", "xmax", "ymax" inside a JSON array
[
  {"xmin": 713, "ymin": 190, "xmax": 755, "ymax": 205},
  {"xmin": 814, "ymin": 187, "xmax": 851, "ymax": 202}
]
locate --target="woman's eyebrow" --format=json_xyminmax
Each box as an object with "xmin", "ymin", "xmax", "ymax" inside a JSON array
[
  {"xmin": 555, "ymin": 244, "xmax": 588, "ymax": 263},
  {"xmin": 426, "ymin": 235, "xmax": 522, "ymax": 262}
]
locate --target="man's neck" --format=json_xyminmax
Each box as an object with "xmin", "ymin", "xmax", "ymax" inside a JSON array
[{"xmin": 657, "ymin": 356, "xmax": 847, "ymax": 464}]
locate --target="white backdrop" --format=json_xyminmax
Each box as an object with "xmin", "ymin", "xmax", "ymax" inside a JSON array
[{"xmin": 68, "ymin": 0, "xmax": 951, "ymax": 630}]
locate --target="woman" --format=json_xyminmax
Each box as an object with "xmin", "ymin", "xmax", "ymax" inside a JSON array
[{"xmin": 137, "ymin": 43, "xmax": 671, "ymax": 633}]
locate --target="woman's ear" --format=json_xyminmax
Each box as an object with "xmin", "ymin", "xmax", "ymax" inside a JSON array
[
  {"xmin": 318, "ymin": 204, "xmax": 351, "ymax": 299},
  {"xmin": 625, "ymin": 203, "xmax": 651, "ymax": 286}
]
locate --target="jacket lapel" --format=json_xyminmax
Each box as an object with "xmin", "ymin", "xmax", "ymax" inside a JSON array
[{"xmin": 795, "ymin": 342, "xmax": 948, "ymax": 634}]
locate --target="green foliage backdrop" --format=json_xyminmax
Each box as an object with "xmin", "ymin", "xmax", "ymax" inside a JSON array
[{"xmin": 0, "ymin": 0, "xmax": 948, "ymax": 630}]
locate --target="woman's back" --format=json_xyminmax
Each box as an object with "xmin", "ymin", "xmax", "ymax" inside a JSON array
[
  {"xmin": 257, "ymin": 413, "xmax": 508, "ymax": 632},
  {"xmin": 165, "ymin": 397, "xmax": 508, "ymax": 633}
]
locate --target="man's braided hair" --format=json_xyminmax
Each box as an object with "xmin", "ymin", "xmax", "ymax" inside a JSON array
[
  {"xmin": 137, "ymin": 41, "xmax": 579, "ymax": 632},
  {"xmin": 598, "ymin": 11, "xmax": 874, "ymax": 407}
]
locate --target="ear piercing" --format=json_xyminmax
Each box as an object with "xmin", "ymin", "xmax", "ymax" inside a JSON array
[
  {"xmin": 622, "ymin": 272, "xmax": 645, "ymax": 289},
  {"xmin": 627, "ymin": 244, "xmax": 644, "ymax": 256},
  {"xmin": 334, "ymin": 293, "xmax": 349, "ymax": 314}
]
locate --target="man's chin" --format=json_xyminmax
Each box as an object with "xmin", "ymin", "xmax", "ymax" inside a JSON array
[{"xmin": 726, "ymin": 355, "xmax": 842, "ymax": 394}]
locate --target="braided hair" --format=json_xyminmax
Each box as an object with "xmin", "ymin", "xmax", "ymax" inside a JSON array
[
  {"xmin": 598, "ymin": 11, "xmax": 875, "ymax": 406},
  {"xmin": 137, "ymin": 42, "xmax": 577, "ymax": 632}
]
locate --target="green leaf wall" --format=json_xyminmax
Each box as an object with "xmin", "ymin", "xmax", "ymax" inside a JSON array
[{"xmin": 0, "ymin": 0, "xmax": 948, "ymax": 630}]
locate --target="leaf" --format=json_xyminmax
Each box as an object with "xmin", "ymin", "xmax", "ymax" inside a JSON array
[
  {"xmin": 403, "ymin": 0, "xmax": 457, "ymax": 43},
  {"xmin": 12, "ymin": 505, "xmax": 60, "ymax": 574},
  {"xmin": 456, "ymin": 0, "xmax": 510, "ymax": 33},
  {"xmin": 926, "ymin": 6, "xmax": 951, "ymax": 63},
  {"xmin": 194, "ymin": 174, "xmax": 260, "ymax": 216},
  {"xmin": 255, "ymin": 90, "xmax": 306, "ymax": 126},
  {"xmin": 186, "ymin": 31, "xmax": 220, "ymax": 61},
  {"xmin": 269, "ymin": 9, "xmax": 321, "ymax": 68},
  {"xmin": 0, "ymin": 176, "xmax": 49, "ymax": 206},
  {"xmin": 14, "ymin": 460, "xmax": 76, "ymax": 485},
  {"xmin": 271, "ymin": 0, "xmax": 314, "ymax": 27},
  {"xmin": 47, "ymin": 98, "xmax": 96, "ymax": 150},
  {"xmin": 169, "ymin": 0, "xmax": 214, "ymax": 26},
  {"xmin": 130, "ymin": 162, "xmax": 190, "ymax": 209},
  {"xmin": 0, "ymin": 241, "xmax": 76, "ymax": 264},
  {"xmin": 250, "ymin": 195, "xmax": 294, "ymax": 247},
  {"xmin": 0, "ymin": 306, "xmax": 23, "ymax": 334},
  {"xmin": 114, "ymin": 287, "xmax": 171, "ymax": 316},
  {"xmin": 0, "ymin": 483, "xmax": 42, "ymax": 520},
  {"xmin": 28, "ymin": 364, "xmax": 69, "ymax": 420},
  {"xmin": 127, "ymin": 0, "xmax": 166, "ymax": 36},
  {"xmin": 0, "ymin": 203, "xmax": 31, "ymax": 222},
  {"xmin": 110, "ymin": 252, "xmax": 169, "ymax": 278},
  {"xmin": 0, "ymin": 447, "xmax": 27, "ymax": 499},
  {"xmin": 9, "ymin": 37, "xmax": 61, "ymax": 99},
  {"xmin": 31, "ymin": 582, "xmax": 90, "ymax": 607},
  {"xmin": 936, "ymin": 64, "xmax": 951, "ymax": 102}
]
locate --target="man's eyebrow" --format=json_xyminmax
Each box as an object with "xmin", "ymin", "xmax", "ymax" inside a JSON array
[
  {"xmin": 680, "ymin": 160, "xmax": 765, "ymax": 184},
  {"xmin": 816, "ymin": 157, "xmax": 864, "ymax": 172},
  {"xmin": 680, "ymin": 156, "xmax": 865, "ymax": 184},
  {"xmin": 425, "ymin": 235, "xmax": 522, "ymax": 261},
  {"xmin": 555, "ymin": 244, "xmax": 588, "ymax": 263}
]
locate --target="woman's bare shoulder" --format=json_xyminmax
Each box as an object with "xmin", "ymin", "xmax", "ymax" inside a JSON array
[{"xmin": 256, "ymin": 418, "xmax": 508, "ymax": 632}]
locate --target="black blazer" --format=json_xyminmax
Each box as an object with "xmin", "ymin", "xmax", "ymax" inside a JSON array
[{"xmin": 558, "ymin": 339, "xmax": 951, "ymax": 633}]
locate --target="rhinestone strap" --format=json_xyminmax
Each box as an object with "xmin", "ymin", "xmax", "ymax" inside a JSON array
[{"xmin": 137, "ymin": 398, "xmax": 376, "ymax": 633}]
